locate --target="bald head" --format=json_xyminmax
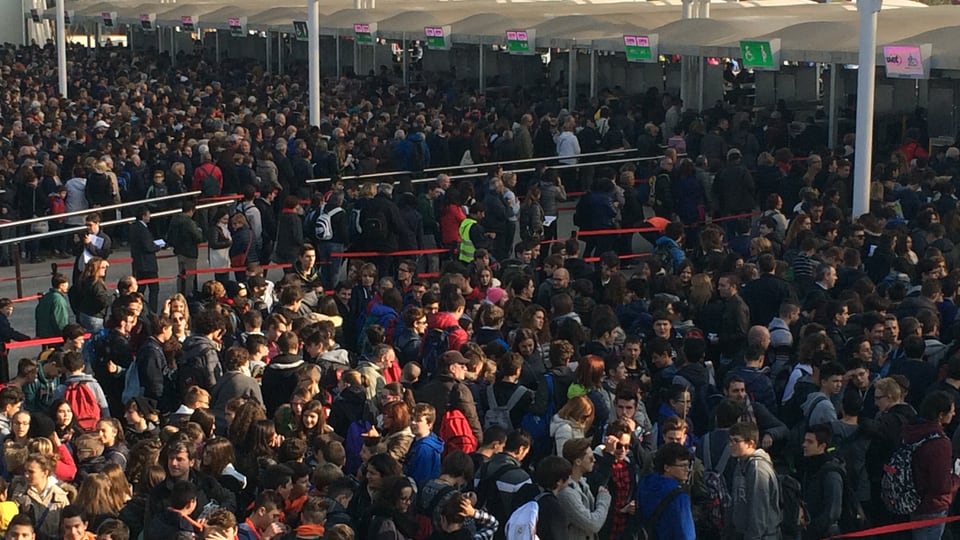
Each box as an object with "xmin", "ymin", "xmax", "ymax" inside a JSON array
[
  {"xmin": 748, "ymin": 325, "xmax": 771, "ymax": 351},
  {"xmin": 552, "ymin": 268, "xmax": 571, "ymax": 288}
]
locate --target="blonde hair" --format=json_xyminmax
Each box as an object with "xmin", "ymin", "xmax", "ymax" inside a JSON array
[
  {"xmin": 557, "ymin": 395, "xmax": 595, "ymax": 430},
  {"xmin": 874, "ymin": 377, "xmax": 905, "ymax": 403}
]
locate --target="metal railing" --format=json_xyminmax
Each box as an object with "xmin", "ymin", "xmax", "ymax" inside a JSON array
[
  {"xmin": 0, "ymin": 190, "xmax": 203, "ymax": 230},
  {"xmin": 305, "ymin": 147, "xmax": 657, "ymax": 185}
]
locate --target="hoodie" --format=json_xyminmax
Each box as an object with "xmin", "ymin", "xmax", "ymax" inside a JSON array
[
  {"xmin": 404, "ymin": 433, "xmax": 443, "ymax": 487},
  {"xmin": 801, "ymin": 391, "xmax": 838, "ymax": 427},
  {"xmin": 426, "ymin": 311, "xmax": 468, "ymax": 351},
  {"xmin": 730, "ymin": 449, "xmax": 781, "ymax": 540},
  {"xmin": 262, "ymin": 353, "xmax": 305, "ymax": 416},
  {"xmin": 638, "ymin": 473, "xmax": 695, "ymax": 540},
  {"xmin": 654, "ymin": 236, "xmax": 686, "ymax": 269},
  {"xmin": 900, "ymin": 420, "xmax": 960, "ymax": 514},
  {"xmin": 53, "ymin": 373, "xmax": 110, "ymax": 418},
  {"xmin": 550, "ymin": 414, "xmax": 586, "ymax": 457}
]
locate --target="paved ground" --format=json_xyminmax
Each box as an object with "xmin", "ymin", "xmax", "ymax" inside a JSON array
[{"xmin": 0, "ymin": 203, "xmax": 653, "ymax": 376}]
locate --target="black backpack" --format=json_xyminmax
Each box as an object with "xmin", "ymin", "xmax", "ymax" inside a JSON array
[
  {"xmin": 200, "ymin": 169, "xmax": 220, "ymax": 196},
  {"xmin": 821, "ymin": 459, "xmax": 867, "ymax": 533},
  {"xmin": 360, "ymin": 205, "xmax": 388, "ymax": 237},
  {"xmin": 778, "ymin": 473, "xmax": 805, "ymax": 539},
  {"xmin": 408, "ymin": 140, "xmax": 426, "ymax": 174}
]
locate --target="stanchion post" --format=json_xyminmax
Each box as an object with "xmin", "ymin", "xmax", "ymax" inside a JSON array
[{"xmin": 13, "ymin": 243, "xmax": 22, "ymax": 299}]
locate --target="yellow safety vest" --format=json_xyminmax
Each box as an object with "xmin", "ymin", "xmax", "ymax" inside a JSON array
[{"xmin": 458, "ymin": 218, "xmax": 477, "ymax": 263}]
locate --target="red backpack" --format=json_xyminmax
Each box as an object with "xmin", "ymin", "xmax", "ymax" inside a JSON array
[
  {"xmin": 439, "ymin": 407, "xmax": 477, "ymax": 459},
  {"xmin": 48, "ymin": 194, "xmax": 66, "ymax": 215},
  {"xmin": 64, "ymin": 382, "xmax": 100, "ymax": 431}
]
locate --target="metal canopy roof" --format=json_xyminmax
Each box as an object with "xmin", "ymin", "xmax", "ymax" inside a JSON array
[{"xmin": 57, "ymin": 0, "xmax": 960, "ymax": 70}]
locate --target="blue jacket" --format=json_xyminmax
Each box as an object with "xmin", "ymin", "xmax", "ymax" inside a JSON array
[
  {"xmin": 405, "ymin": 433, "xmax": 443, "ymax": 487},
  {"xmin": 392, "ymin": 133, "xmax": 431, "ymax": 172},
  {"xmin": 654, "ymin": 236, "xmax": 686, "ymax": 268},
  {"xmin": 638, "ymin": 473, "xmax": 695, "ymax": 540}
]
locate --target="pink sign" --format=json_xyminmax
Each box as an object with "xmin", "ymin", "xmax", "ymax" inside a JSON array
[
  {"xmin": 354, "ymin": 23, "xmax": 370, "ymax": 33},
  {"xmin": 883, "ymin": 45, "xmax": 926, "ymax": 78}
]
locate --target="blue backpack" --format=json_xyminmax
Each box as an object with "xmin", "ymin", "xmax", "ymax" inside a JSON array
[
  {"xmin": 344, "ymin": 419, "xmax": 372, "ymax": 475},
  {"xmin": 520, "ymin": 374, "xmax": 555, "ymax": 456},
  {"xmin": 420, "ymin": 326, "xmax": 458, "ymax": 378}
]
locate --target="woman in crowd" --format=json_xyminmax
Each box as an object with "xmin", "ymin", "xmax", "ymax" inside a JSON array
[{"xmin": 69, "ymin": 257, "xmax": 112, "ymax": 332}]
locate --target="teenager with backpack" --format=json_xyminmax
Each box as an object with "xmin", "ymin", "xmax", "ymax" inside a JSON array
[
  {"xmin": 638, "ymin": 442, "xmax": 697, "ymax": 540},
  {"xmin": 891, "ymin": 391, "xmax": 960, "ymax": 540},
  {"xmin": 53, "ymin": 351, "xmax": 109, "ymax": 431},
  {"xmin": 417, "ymin": 351, "xmax": 482, "ymax": 442},
  {"xmin": 798, "ymin": 424, "xmax": 844, "ymax": 540},
  {"xmin": 476, "ymin": 430, "xmax": 533, "ymax": 534},
  {"xmin": 312, "ymin": 191, "xmax": 349, "ymax": 289},
  {"xmin": 727, "ymin": 421, "xmax": 781, "ymax": 540},
  {"xmin": 504, "ymin": 456, "xmax": 569, "ymax": 540}
]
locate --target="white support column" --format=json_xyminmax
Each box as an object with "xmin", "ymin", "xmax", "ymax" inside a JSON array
[
  {"xmin": 402, "ymin": 32, "xmax": 407, "ymax": 87},
  {"xmin": 853, "ymin": 0, "xmax": 882, "ymax": 218},
  {"xmin": 55, "ymin": 0, "xmax": 66, "ymax": 96},
  {"xmin": 479, "ymin": 43, "xmax": 485, "ymax": 95},
  {"xmin": 589, "ymin": 48, "xmax": 597, "ymax": 99},
  {"xmin": 308, "ymin": 0, "xmax": 320, "ymax": 125},
  {"xmin": 266, "ymin": 31, "xmax": 272, "ymax": 74},
  {"xmin": 278, "ymin": 31, "xmax": 283, "ymax": 75},
  {"xmin": 568, "ymin": 48, "xmax": 576, "ymax": 110},
  {"xmin": 828, "ymin": 63, "xmax": 838, "ymax": 148}
]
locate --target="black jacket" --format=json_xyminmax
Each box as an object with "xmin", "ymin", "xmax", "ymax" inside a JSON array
[
  {"xmin": 146, "ymin": 471, "xmax": 236, "ymax": 524},
  {"xmin": 799, "ymin": 455, "xmax": 844, "ymax": 540},
  {"xmin": 143, "ymin": 508, "xmax": 201, "ymax": 540},
  {"xmin": 69, "ymin": 278, "xmax": 112, "ymax": 318},
  {"xmin": 587, "ymin": 452, "xmax": 641, "ymax": 539},
  {"xmin": 261, "ymin": 353, "xmax": 305, "ymax": 416},
  {"xmin": 274, "ymin": 210, "xmax": 305, "ymax": 264},
  {"xmin": 129, "ymin": 220, "xmax": 161, "ymax": 275},
  {"xmin": 328, "ymin": 386, "xmax": 374, "ymax": 436},
  {"xmin": 741, "ymin": 274, "xmax": 797, "ymax": 327},
  {"xmin": 137, "ymin": 337, "xmax": 170, "ymax": 408}
]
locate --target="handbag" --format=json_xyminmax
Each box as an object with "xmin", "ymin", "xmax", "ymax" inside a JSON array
[{"xmin": 30, "ymin": 196, "xmax": 48, "ymax": 234}]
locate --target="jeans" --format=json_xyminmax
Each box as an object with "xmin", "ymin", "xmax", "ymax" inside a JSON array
[
  {"xmin": 317, "ymin": 242, "xmax": 344, "ymax": 289},
  {"xmin": 77, "ymin": 312, "xmax": 104, "ymax": 333},
  {"xmin": 912, "ymin": 511, "xmax": 948, "ymax": 540},
  {"xmin": 177, "ymin": 255, "xmax": 198, "ymax": 296}
]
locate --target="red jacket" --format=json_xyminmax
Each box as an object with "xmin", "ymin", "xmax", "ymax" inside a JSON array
[
  {"xmin": 426, "ymin": 311, "xmax": 468, "ymax": 352},
  {"xmin": 902, "ymin": 421, "xmax": 960, "ymax": 514},
  {"xmin": 192, "ymin": 162, "xmax": 224, "ymax": 193},
  {"xmin": 440, "ymin": 203, "xmax": 466, "ymax": 245}
]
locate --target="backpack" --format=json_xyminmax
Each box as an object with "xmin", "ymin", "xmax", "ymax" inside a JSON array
[
  {"xmin": 421, "ymin": 326, "xmax": 458, "ymax": 378},
  {"xmin": 64, "ymin": 382, "xmax": 100, "ymax": 431},
  {"xmin": 344, "ymin": 419, "xmax": 373, "ymax": 475},
  {"xmin": 349, "ymin": 207, "xmax": 364, "ymax": 238},
  {"xmin": 200, "ymin": 167, "xmax": 220, "ymax": 196},
  {"xmin": 122, "ymin": 359, "xmax": 143, "ymax": 404},
  {"xmin": 477, "ymin": 463, "xmax": 523, "ymax": 523},
  {"xmin": 700, "ymin": 433, "xmax": 732, "ymax": 533},
  {"xmin": 176, "ymin": 344, "xmax": 216, "ymax": 396},
  {"xmin": 881, "ymin": 431, "xmax": 944, "ymax": 515},
  {"xmin": 520, "ymin": 375, "xmax": 555, "ymax": 457},
  {"xmin": 484, "ymin": 385, "xmax": 530, "ymax": 430},
  {"xmin": 414, "ymin": 484, "xmax": 457, "ymax": 540},
  {"xmin": 80, "ymin": 328, "xmax": 109, "ymax": 373},
  {"xmin": 439, "ymin": 407, "xmax": 477, "ymax": 460},
  {"xmin": 48, "ymin": 194, "xmax": 66, "ymax": 215},
  {"xmin": 145, "ymin": 182, "xmax": 169, "ymax": 210},
  {"xmin": 504, "ymin": 492, "xmax": 546, "ymax": 540},
  {"xmin": 314, "ymin": 206, "xmax": 344, "ymax": 242},
  {"xmin": 654, "ymin": 242, "xmax": 676, "ymax": 274},
  {"xmin": 408, "ymin": 140, "xmax": 426, "ymax": 174},
  {"xmin": 639, "ymin": 485, "xmax": 685, "ymax": 540},
  {"xmin": 778, "ymin": 474, "xmax": 806, "ymax": 539},
  {"xmin": 821, "ymin": 460, "xmax": 867, "ymax": 533},
  {"xmin": 360, "ymin": 205, "xmax": 388, "ymax": 237}
]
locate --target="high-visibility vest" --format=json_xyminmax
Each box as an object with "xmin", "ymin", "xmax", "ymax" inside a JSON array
[{"xmin": 458, "ymin": 218, "xmax": 477, "ymax": 263}]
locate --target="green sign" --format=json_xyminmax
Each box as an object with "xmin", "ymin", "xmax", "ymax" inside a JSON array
[
  {"xmin": 739, "ymin": 39, "xmax": 779, "ymax": 71},
  {"xmin": 624, "ymin": 35, "xmax": 655, "ymax": 63},
  {"xmin": 506, "ymin": 30, "xmax": 534, "ymax": 55},
  {"xmin": 354, "ymin": 23, "xmax": 374, "ymax": 45},
  {"xmin": 293, "ymin": 21, "xmax": 308, "ymax": 41},
  {"xmin": 424, "ymin": 26, "xmax": 450, "ymax": 50}
]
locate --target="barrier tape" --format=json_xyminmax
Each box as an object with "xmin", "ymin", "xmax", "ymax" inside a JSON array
[
  {"xmin": 6, "ymin": 335, "xmax": 74, "ymax": 350},
  {"xmin": 183, "ymin": 263, "xmax": 291, "ymax": 275},
  {"xmin": 0, "ymin": 273, "xmax": 49, "ymax": 283},
  {"xmin": 136, "ymin": 277, "xmax": 177, "ymax": 286},
  {"xmin": 827, "ymin": 515, "xmax": 960, "ymax": 538},
  {"xmin": 53, "ymin": 250, "xmax": 185, "ymax": 269},
  {"xmin": 10, "ymin": 294, "xmax": 42, "ymax": 303},
  {"xmin": 331, "ymin": 248, "xmax": 451, "ymax": 259}
]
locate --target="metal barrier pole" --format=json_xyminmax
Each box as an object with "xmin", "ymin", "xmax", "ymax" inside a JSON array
[{"xmin": 13, "ymin": 244, "xmax": 22, "ymax": 299}]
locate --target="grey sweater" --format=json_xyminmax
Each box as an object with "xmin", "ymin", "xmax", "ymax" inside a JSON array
[
  {"xmin": 730, "ymin": 449, "xmax": 781, "ymax": 540},
  {"xmin": 557, "ymin": 477, "xmax": 612, "ymax": 540}
]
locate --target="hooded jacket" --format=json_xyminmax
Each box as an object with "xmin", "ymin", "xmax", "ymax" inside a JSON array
[
  {"xmin": 730, "ymin": 449, "xmax": 781, "ymax": 540},
  {"xmin": 262, "ymin": 353, "xmax": 305, "ymax": 416},
  {"xmin": 900, "ymin": 420, "xmax": 960, "ymax": 514},
  {"xmin": 53, "ymin": 373, "xmax": 110, "ymax": 418},
  {"xmin": 638, "ymin": 473, "xmax": 695, "ymax": 540},
  {"xmin": 557, "ymin": 476, "xmax": 612, "ymax": 540},
  {"xmin": 550, "ymin": 415, "xmax": 586, "ymax": 457},
  {"xmin": 425, "ymin": 311, "xmax": 468, "ymax": 352},
  {"xmin": 799, "ymin": 453, "xmax": 843, "ymax": 539},
  {"xmin": 404, "ymin": 432, "xmax": 443, "ymax": 487},
  {"xmin": 178, "ymin": 334, "xmax": 222, "ymax": 393},
  {"xmin": 801, "ymin": 391, "xmax": 838, "ymax": 427}
]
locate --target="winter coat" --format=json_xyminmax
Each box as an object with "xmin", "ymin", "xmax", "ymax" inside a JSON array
[
  {"xmin": 802, "ymin": 391, "xmax": 838, "ymax": 427},
  {"xmin": 262, "ymin": 353, "xmax": 305, "ymax": 416},
  {"xmin": 165, "ymin": 213, "xmax": 204, "ymax": 259},
  {"xmin": 730, "ymin": 449, "xmax": 781, "ymax": 539},
  {"xmin": 405, "ymin": 433, "xmax": 443, "ymax": 487},
  {"xmin": 35, "ymin": 288, "xmax": 70, "ymax": 338},
  {"xmin": 557, "ymin": 476, "xmax": 612, "ymax": 540},
  {"xmin": 638, "ymin": 473, "xmax": 696, "ymax": 540},
  {"xmin": 11, "ymin": 482, "xmax": 71, "ymax": 540},
  {"xmin": 799, "ymin": 454, "xmax": 844, "ymax": 539},
  {"xmin": 69, "ymin": 278, "xmax": 112, "ymax": 318},
  {"xmin": 415, "ymin": 374, "xmax": 482, "ymax": 440},
  {"xmin": 274, "ymin": 210, "xmax": 305, "ymax": 264},
  {"xmin": 713, "ymin": 163, "xmax": 756, "ymax": 215},
  {"xmin": 901, "ymin": 420, "xmax": 960, "ymax": 514}
]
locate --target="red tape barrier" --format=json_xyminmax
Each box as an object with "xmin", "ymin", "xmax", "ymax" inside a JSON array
[
  {"xmin": 183, "ymin": 263, "xmax": 291, "ymax": 276},
  {"xmin": 827, "ymin": 515, "xmax": 960, "ymax": 538},
  {"xmin": 0, "ymin": 273, "xmax": 49, "ymax": 283},
  {"xmin": 53, "ymin": 251, "xmax": 188, "ymax": 269},
  {"xmin": 5, "ymin": 333, "xmax": 91, "ymax": 350},
  {"xmin": 331, "ymin": 248, "xmax": 451, "ymax": 259},
  {"xmin": 10, "ymin": 294, "xmax": 42, "ymax": 303}
]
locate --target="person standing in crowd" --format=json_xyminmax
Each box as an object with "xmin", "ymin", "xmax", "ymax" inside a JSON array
[
  {"xmin": 165, "ymin": 200, "xmax": 204, "ymax": 297},
  {"xmin": 727, "ymin": 421, "xmax": 781, "ymax": 540},
  {"xmin": 129, "ymin": 207, "xmax": 164, "ymax": 314},
  {"xmin": 35, "ymin": 273, "xmax": 70, "ymax": 338}
]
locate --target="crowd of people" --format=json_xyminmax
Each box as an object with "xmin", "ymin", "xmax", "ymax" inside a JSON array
[{"xmin": 1, "ymin": 35, "xmax": 960, "ymax": 540}]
